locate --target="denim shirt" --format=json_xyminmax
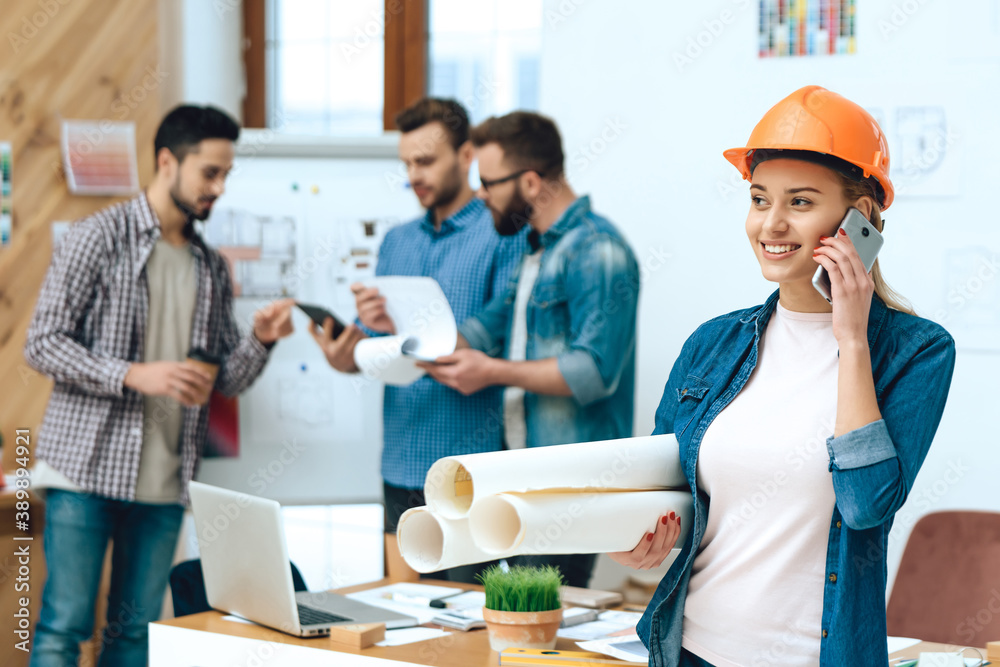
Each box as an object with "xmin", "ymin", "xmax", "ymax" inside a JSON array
[
  {"xmin": 459, "ymin": 196, "xmax": 639, "ymax": 447},
  {"xmin": 638, "ymin": 290, "xmax": 956, "ymax": 667}
]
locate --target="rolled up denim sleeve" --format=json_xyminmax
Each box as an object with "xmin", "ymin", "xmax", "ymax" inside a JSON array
[
  {"xmin": 459, "ymin": 260, "xmax": 520, "ymax": 358},
  {"xmin": 828, "ymin": 331, "xmax": 956, "ymax": 530},
  {"xmin": 558, "ymin": 236, "xmax": 639, "ymax": 406}
]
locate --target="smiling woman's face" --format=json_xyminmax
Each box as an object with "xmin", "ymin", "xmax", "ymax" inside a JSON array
[{"xmin": 745, "ymin": 158, "xmax": 853, "ymax": 288}]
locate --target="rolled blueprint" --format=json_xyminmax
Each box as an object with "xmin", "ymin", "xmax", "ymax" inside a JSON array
[
  {"xmin": 468, "ymin": 490, "xmax": 693, "ymax": 556},
  {"xmin": 424, "ymin": 434, "xmax": 687, "ymax": 519},
  {"xmin": 354, "ymin": 335, "xmax": 425, "ymax": 386},
  {"xmin": 396, "ymin": 507, "xmax": 515, "ymax": 573}
]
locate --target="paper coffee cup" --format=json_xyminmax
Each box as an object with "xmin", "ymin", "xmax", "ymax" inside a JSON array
[{"xmin": 185, "ymin": 348, "xmax": 222, "ymax": 404}]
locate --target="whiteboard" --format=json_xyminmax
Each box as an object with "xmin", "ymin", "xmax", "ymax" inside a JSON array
[{"xmin": 195, "ymin": 133, "xmax": 422, "ymax": 505}]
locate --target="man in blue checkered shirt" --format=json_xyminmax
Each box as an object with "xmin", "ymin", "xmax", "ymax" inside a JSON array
[{"xmin": 309, "ymin": 98, "xmax": 527, "ymax": 582}]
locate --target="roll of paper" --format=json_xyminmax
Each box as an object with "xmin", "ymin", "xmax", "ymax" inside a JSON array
[
  {"xmin": 468, "ymin": 491, "xmax": 693, "ymax": 556},
  {"xmin": 396, "ymin": 506, "xmax": 515, "ymax": 574},
  {"xmin": 424, "ymin": 435, "xmax": 686, "ymax": 519}
]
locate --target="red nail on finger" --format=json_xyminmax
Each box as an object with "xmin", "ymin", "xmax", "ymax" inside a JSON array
[
  {"xmin": 838, "ymin": 228, "xmax": 847, "ymax": 236},
  {"xmin": 646, "ymin": 533, "xmax": 653, "ymax": 542}
]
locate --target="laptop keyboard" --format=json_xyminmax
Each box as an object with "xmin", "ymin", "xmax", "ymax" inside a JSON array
[{"xmin": 297, "ymin": 604, "xmax": 352, "ymax": 626}]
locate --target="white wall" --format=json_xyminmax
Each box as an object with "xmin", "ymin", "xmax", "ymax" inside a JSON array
[
  {"xmin": 159, "ymin": 0, "xmax": 245, "ymax": 119},
  {"xmin": 538, "ymin": 0, "xmax": 1000, "ymax": 594}
]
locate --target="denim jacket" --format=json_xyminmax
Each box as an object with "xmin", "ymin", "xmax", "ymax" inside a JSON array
[
  {"xmin": 638, "ymin": 290, "xmax": 956, "ymax": 667},
  {"xmin": 459, "ymin": 196, "xmax": 639, "ymax": 447}
]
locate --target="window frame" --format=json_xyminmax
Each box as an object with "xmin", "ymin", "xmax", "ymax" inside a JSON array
[{"xmin": 241, "ymin": 0, "xmax": 428, "ymax": 132}]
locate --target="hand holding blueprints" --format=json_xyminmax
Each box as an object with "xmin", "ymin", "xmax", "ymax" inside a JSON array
[{"xmin": 353, "ymin": 277, "xmax": 457, "ymax": 386}]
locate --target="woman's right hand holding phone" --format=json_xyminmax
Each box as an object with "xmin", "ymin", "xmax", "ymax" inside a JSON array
[{"xmin": 609, "ymin": 512, "xmax": 682, "ymax": 570}]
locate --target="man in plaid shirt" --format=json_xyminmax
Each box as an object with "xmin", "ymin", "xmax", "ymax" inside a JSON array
[{"xmin": 24, "ymin": 105, "xmax": 293, "ymax": 666}]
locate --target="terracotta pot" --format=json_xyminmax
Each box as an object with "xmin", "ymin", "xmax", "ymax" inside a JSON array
[{"xmin": 482, "ymin": 606, "xmax": 563, "ymax": 653}]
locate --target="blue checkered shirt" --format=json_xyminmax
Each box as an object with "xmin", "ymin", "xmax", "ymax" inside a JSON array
[{"xmin": 372, "ymin": 198, "xmax": 526, "ymax": 489}]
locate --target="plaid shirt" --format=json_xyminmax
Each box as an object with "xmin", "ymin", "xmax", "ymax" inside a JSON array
[{"xmin": 24, "ymin": 193, "xmax": 270, "ymax": 503}]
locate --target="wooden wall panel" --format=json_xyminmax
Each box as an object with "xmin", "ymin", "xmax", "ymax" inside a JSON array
[{"xmin": 0, "ymin": 1, "xmax": 162, "ymax": 664}]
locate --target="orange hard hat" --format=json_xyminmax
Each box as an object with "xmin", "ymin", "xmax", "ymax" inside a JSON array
[{"xmin": 724, "ymin": 85, "xmax": 894, "ymax": 209}]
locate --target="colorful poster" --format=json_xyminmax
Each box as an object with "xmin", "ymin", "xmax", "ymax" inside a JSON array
[
  {"xmin": 61, "ymin": 120, "xmax": 140, "ymax": 196},
  {"xmin": 759, "ymin": 0, "xmax": 857, "ymax": 57},
  {"xmin": 1, "ymin": 142, "xmax": 11, "ymax": 245}
]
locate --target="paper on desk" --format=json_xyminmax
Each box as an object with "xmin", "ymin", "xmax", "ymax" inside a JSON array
[
  {"xmin": 436, "ymin": 591, "xmax": 485, "ymax": 610},
  {"xmin": 376, "ymin": 627, "xmax": 450, "ymax": 646},
  {"xmin": 888, "ymin": 637, "xmax": 922, "ymax": 654},
  {"xmin": 577, "ymin": 635, "xmax": 649, "ymax": 663},
  {"xmin": 557, "ymin": 610, "xmax": 643, "ymax": 641},
  {"xmin": 353, "ymin": 277, "xmax": 457, "ymax": 386},
  {"xmin": 424, "ymin": 434, "xmax": 688, "ymax": 519},
  {"xmin": 346, "ymin": 583, "xmax": 460, "ymax": 625}
]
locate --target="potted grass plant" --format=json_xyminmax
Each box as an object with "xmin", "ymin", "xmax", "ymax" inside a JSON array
[{"xmin": 477, "ymin": 564, "xmax": 564, "ymax": 652}]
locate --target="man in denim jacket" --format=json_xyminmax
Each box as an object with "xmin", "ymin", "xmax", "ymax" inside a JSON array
[{"xmin": 420, "ymin": 111, "xmax": 640, "ymax": 587}]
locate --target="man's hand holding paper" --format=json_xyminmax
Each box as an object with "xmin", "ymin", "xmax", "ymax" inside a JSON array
[{"xmin": 352, "ymin": 277, "xmax": 458, "ymax": 386}]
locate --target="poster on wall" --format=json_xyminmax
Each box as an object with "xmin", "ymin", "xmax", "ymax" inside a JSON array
[
  {"xmin": 61, "ymin": 120, "xmax": 140, "ymax": 196},
  {"xmin": 1, "ymin": 142, "xmax": 11, "ymax": 245},
  {"xmin": 759, "ymin": 0, "xmax": 857, "ymax": 57}
]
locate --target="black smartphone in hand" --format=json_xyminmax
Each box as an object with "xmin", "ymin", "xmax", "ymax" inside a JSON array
[{"xmin": 295, "ymin": 302, "xmax": 347, "ymax": 339}]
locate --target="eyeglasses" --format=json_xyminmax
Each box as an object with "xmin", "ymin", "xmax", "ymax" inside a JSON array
[{"xmin": 479, "ymin": 169, "xmax": 532, "ymax": 192}]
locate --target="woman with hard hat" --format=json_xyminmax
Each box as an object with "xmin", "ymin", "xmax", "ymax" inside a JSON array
[{"xmin": 611, "ymin": 86, "xmax": 956, "ymax": 666}]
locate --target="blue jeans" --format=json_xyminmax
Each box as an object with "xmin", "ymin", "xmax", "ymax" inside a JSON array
[{"xmin": 31, "ymin": 489, "xmax": 183, "ymax": 667}]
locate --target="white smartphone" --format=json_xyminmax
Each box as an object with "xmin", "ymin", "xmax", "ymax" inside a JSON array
[{"xmin": 812, "ymin": 207, "xmax": 884, "ymax": 303}]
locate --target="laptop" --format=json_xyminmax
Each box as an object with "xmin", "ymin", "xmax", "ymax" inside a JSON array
[{"xmin": 188, "ymin": 481, "xmax": 417, "ymax": 637}]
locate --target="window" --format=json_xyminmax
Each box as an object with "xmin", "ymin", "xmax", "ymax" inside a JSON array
[
  {"xmin": 265, "ymin": 0, "xmax": 385, "ymax": 134},
  {"xmin": 245, "ymin": 0, "xmax": 542, "ymax": 134},
  {"xmin": 427, "ymin": 0, "xmax": 543, "ymax": 124}
]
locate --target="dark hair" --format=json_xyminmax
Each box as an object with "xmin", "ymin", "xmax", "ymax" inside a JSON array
[
  {"xmin": 470, "ymin": 111, "xmax": 564, "ymax": 180},
  {"xmin": 154, "ymin": 105, "xmax": 240, "ymax": 169},
  {"xmin": 394, "ymin": 98, "xmax": 470, "ymax": 150}
]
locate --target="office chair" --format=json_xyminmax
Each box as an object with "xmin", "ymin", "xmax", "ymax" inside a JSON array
[
  {"xmin": 886, "ymin": 510, "xmax": 1000, "ymax": 646},
  {"xmin": 169, "ymin": 558, "xmax": 308, "ymax": 617}
]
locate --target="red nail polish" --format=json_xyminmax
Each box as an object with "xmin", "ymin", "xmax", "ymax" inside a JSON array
[
  {"xmin": 813, "ymin": 253, "xmax": 820, "ymax": 258},
  {"xmin": 838, "ymin": 228, "xmax": 847, "ymax": 236},
  {"xmin": 646, "ymin": 533, "xmax": 653, "ymax": 542},
  {"xmin": 661, "ymin": 516, "xmax": 668, "ymax": 525},
  {"xmin": 669, "ymin": 511, "xmax": 676, "ymax": 520},
  {"xmin": 819, "ymin": 235, "xmax": 829, "ymax": 240}
]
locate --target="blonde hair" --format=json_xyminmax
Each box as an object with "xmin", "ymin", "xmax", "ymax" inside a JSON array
[{"xmin": 838, "ymin": 175, "xmax": 915, "ymax": 315}]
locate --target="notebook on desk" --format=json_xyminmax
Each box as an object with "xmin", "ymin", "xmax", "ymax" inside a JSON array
[{"xmin": 188, "ymin": 481, "xmax": 417, "ymax": 637}]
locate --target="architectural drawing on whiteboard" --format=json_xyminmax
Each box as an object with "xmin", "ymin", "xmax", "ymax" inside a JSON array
[
  {"xmin": 278, "ymin": 376, "xmax": 334, "ymax": 425},
  {"xmin": 200, "ymin": 208, "xmax": 298, "ymax": 296},
  {"xmin": 892, "ymin": 106, "xmax": 959, "ymax": 198}
]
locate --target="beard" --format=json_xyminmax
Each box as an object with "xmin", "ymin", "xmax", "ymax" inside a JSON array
[
  {"xmin": 492, "ymin": 184, "xmax": 533, "ymax": 236},
  {"xmin": 419, "ymin": 161, "xmax": 464, "ymax": 212},
  {"xmin": 170, "ymin": 174, "xmax": 215, "ymax": 222}
]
